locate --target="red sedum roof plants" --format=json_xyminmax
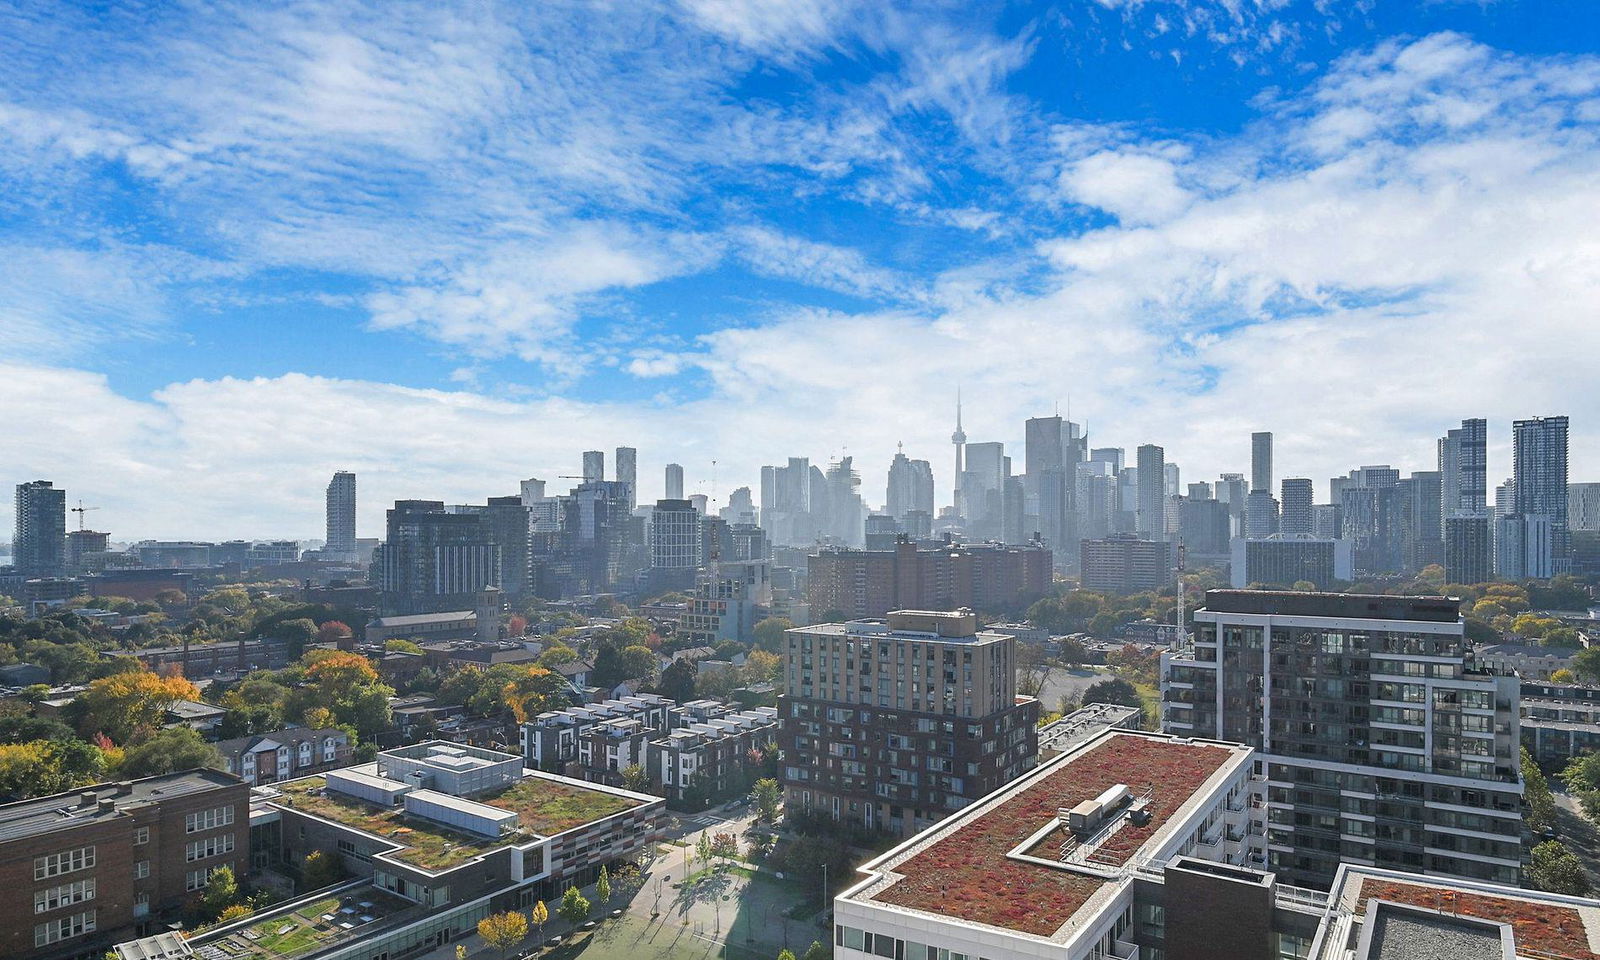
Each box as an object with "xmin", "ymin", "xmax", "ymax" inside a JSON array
[
  {"xmin": 1357, "ymin": 878, "xmax": 1599, "ymax": 960},
  {"xmin": 869, "ymin": 734, "xmax": 1238, "ymax": 938}
]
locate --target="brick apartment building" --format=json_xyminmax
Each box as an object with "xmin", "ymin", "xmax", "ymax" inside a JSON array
[
  {"xmin": 779, "ymin": 610, "xmax": 1038, "ymax": 836},
  {"xmin": 0, "ymin": 769, "xmax": 249, "ymax": 960},
  {"xmin": 213, "ymin": 727, "xmax": 353, "ymax": 786},
  {"xmin": 807, "ymin": 539, "xmax": 1051, "ymax": 620}
]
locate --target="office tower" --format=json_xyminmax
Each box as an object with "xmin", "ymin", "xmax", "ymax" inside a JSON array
[
  {"xmin": 1398, "ymin": 471, "xmax": 1444, "ymax": 572},
  {"xmin": 1229, "ymin": 537, "xmax": 1352, "ymax": 588},
  {"xmin": 961, "ymin": 441, "xmax": 1007, "ymax": 541},
  {"xmin": 13, "ymin": 480, "xmax": 66, "ymax": 577},
  {"xmin": 0, "ymin": 770, "xmax": 250, "ymax": 960},
  {"xmin": 1135, "ymin": 445, "xmax": 1165, "ymax": 541},
  {"xmin": 325, "ymin": 471, "xmax": 357, "ymax": 557},
  {"xmin": 1311, "ymin": 503, "xmax": 1342, "ymax": 539},
  {"xmin": 1024, "ymin": 415, "xmax": 1068, "ymax": 549},
  {"xmin": 582, "ymin": 450, "xmax": 604, "ymax": 483},
  {"xmin": 1079, "ymin": 534, "xmax": 1173, "ymax": 595},
  {"xmin": 1163, "ymin": 591, "xmax": 1523, "ymax": 888},
  {"xmin": 664, "ymin": 462, "xmax": 684, "ymax": 501},
  {"xmin": 1089, "ymin": 447, "xmax": 1123, "ymax": 474},
  {"xmin": 1163, "ymin": 462, "xmax": 1180, "ymax": 498},
  {"xmin": 529, "ymin": 479, "xmax": 639, "ymax": 598},
  {"xmin": 720, "ymin": 486, "xmax": 757, "ymax": 525},
  {"xmin": 1513, "ymin": 415, "xmax": 1570, "ymax": 575},
  {"xmin": 1177, "ymin": 498, "xmax": 1230, "ymax": 556},
  {"xmin": 1251, "ymin": 431, "xmax": 1273, "ymax": 493},
  {"xmin": 951, "ymin": 394, "xmax": 966, "ymax": 517},
  {"xmin": 885, "ymin": 449, "xmax": 935, "ymax": 522},
  {"xmin": 1187, "ymin": 481, "xmax": 1213, "ymax": 500},
  {"xmin": 1278, "ymin": 478, "xmax": 1313, "ymax": 536},
  {"xmin": 1001, "ymin": 475, "xmax": 1026, "ymax": 544},
  {"xmin": 1446, "ymin": 514, "xmax": 1493, "ymax": 584},
  {"xmin": 1337, "ymin": 466, "xmax": 1405, "ymax": 574},
  {"xmin": 779, "ymin": 610, "xmax": 1039, "ymax": 835},
  {"xmin": 1216, "ymin": 473, "xmax": 1247, "ymax": 529},
  {"xmin": 615, "ymin": 446, "xmax": 637, "ymax": 511},
  {"xmin": 377, "ymin": 500, "xmax": 503, "ymax": 614},
  {"xmin": 650, "ymin": 498, "xmax": 701, "ymax": 574},
  {"xmin": 807, "ymin": 540, "xmax": 1051, "ymax": 619},
  {"xmin": 1076, "ymin": 462, "xmax": 1117, "ymax": 542},
  {"xmin": 1116, "ymin": 468, "xmax": 1139, "ymax": 535},
  {"xmin": 520, "ymin": 478, "xmax": 546, "ymax": 504},
  {"xmin": 1570, "ymin": 482, "xmax": 1600, "ymax": 531},
  {"xmin": 760, "ymin": 457, "xmax": 813, "ymax": 546},
  {"xmin": 1244, "ymin": 490, "xmax": 1279, "ymax": 539}
]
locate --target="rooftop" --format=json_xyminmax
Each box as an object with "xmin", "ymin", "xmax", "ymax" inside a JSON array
[
  {"xmin": 1325, "ymin": 868, "xmax": 1600, "ymax": 960},
  {"xmin": 845, "ymin": 731, "xmax": 1248, "ymax": 939},
  {"xmin": 187, "ymin": 883, "xmax": 419, "ymax": 960},
  {"xmin": 0, "ymin": 769, "xmax": 240, "ymax": 842},
  {"xmin": 369, "ymin": 611, "xmax": 474, "ymax": 627},
  {"xmin": 1200, "ymin": 589, "xmax": 1462, "ymax": 623},
  {"xmin": 266, "ymin": 770, "xmax": 643, "ymax": 870}
]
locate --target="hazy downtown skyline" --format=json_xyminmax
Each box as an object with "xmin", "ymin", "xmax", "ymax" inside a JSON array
[{"xmin": 3, "ymin": 2, "xmax": 1599, "ymax": 538}]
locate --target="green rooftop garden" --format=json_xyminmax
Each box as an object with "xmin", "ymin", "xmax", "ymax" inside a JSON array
[
  {"xmin": 272, "ymin": 777, "xmax": 505, "ymax": 870},
  {"xmin": 270, "ymin": 774, "xmax": 642, "ymax": 870},
  {"xmin": 202, "ymin": 887, "xmax": 418, "ymax": 960},
  {"xmin": 478, "ymin": 777, "xmax": 640, "ymax": 835}
]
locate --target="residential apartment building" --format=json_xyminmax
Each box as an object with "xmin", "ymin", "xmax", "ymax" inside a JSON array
[
  {"xmin": 0, "ymin": 769, "xmax": 248, "ymax": 960},
  {"xmin": 647, "ymin": 703, "xmax": 780, "ymax": 807},
  {"xmin": 1229, "ymin": 536, "xmax": 1352, "ymax": 589},
  {"xmin": 807, "ymin": 540, "xmax": 1051, "ymax": 621},
  {"xmin": 1518, "ymin": 680, "xmax": 1600, "ymax": 767},
  {"xmin": 836, "ymin": 732, "xmax": 1600, "ymax": 960},
  {"xmin": 213, "ymin": 727, "xmax": 352, "ymax": 786},
  {"xmin": 520, "ymin": 694, "xmax": 676, "ymax": 770},
  {"xmin": 779, "ymin": 610, "xmax": 1039, "ymax": 836},
  {"xmin": 1161, "ymin": 591, "xmax": 1523, "ymax": 888},
  {"xmin": 1079, "ymin": 534, "xmax": 1173, "ymax": 595}
]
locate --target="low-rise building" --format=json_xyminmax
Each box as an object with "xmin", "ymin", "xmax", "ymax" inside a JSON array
[
  {"xmin": 1519, "ymin": 680, "xmax": 1600, "ymax": 767},
  {"xmin": 0, "ymin": 770, "xmax": 249, "ymax": 960},
  {"xmin": 645, "ymin": 704, "xmax": 778, "ymax": 807},
  {"xmin": 1475, "ymin": 641, "xmax": 1576, "ymax": 681},
  {"xmin": 365, "ymin": 611, "xmax": 478, "ymax": 646},
  {"xmin": 214, "ymin": 728, "xmax": 353, "ymax": 786},
  {"xmin": 519, "ymin": 694, "xmax": 676, "ymax": 770},
  {"xmin": 254, "ymin": 742, "xmax": 665, "ymax": 914}
]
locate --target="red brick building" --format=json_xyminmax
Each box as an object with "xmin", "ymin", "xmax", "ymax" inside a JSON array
[
  {"xmin": 0, "ymin": 770, "xmax": 249, "ymax": 960},
  {"xmin": 807, "ymin": 539, "xmax": 1051, "ymax": 620}
]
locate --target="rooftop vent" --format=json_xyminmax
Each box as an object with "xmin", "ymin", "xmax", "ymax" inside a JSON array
[{"xmin": 1062, "ymin": 783, "xmax": 1133, "ymax": 837}]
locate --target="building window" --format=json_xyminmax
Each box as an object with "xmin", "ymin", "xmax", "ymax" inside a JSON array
[
  {"xmin": 35, "ymin": 879, "xmax": 95, "ymax": 914},
  {"xmin": 34, "ymin": 909, "xmax": 96, "ymax": 947},
  {"xmin": 134, "ymin": 860, "xmax": 150, "ymax": 879},
  {"xmin": 187, "ymin": 865, "xmax": 228, "ymax": 892},
  {"xmin": 186, "ymin": 806, "xmax": 235, "ymax": 833},
  {"xmin": 34, "ymin": 846, "xmax": 95, "ymax": 881},
  {"xmin": 134, "ymin": 827, "xmax": 149, "ymax": 845},
  {"xmin": 186, "ymin": 833, "xmax": 235, "ymax": 862}
]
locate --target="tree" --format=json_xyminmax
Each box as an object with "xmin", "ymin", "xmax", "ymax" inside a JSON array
[
  {"xmin": 302, "ymin": 850, "xmax": 345, "ymax": 890},
  {"xmin": 1544, "ymin": 627, "xmax": 1582, "ymax": 649},
  {"xmin": 538, "ymin": 644, "xmax": 580, "ymax": 667},
  {"xmin": 596, "ymin": 865, "xmax": 611, "ymax": 904},
  {"xmin": 1523, "ymin": 748, "xmax": 1556, "ymax": 835},
  {"xmin": 317, "ymin": 621, "xmax": 354, "ymax": 645},
  {"xmin": 802, "ymin": 941, "xmax": 830, "ymax": 960},
  {"xmin": 477, "ymin": 911, "xmax": 529, "ymax": 960},
  {"xmin": 0, "ymin": 740, "xmax": 107, "ymax": 799},
  {"xmin": 778, "ymin": 950, "xmax": 797, "ymax": 960},
  {"xmin": 557, "ymin": 885, "xmax": 591, "ymax": 926},
  {"xmin": 1552, "ymin": 668, "xmax": 1578, "ymax": 684},
  {"xmin": 753, "ymin": 617, "xmax": 794, "ymax": 652},
  {"xmin": 1057, "ymin": 637, "xmax": 1089, "ymax": 666},
  {"xmin": 120, "ymin": 727, "xmax": 225, "ymax": 778},
  {"xmin": 502, "ymin": 666, "xmax": 572, "ymax": 722},
  {"xmin": 217, "ymin": 903, "xmax": 254, "ymax": 925},
  {"xmin": 201, "ymin": 866, "xmax": 241, "ymax": 918},
  {"xmin": 696, "ymin": 832, "xmax": 714, "ymax": 865},
  {"xmin": 1081, "ymin": 677, "xmax": 1142, "ymax": 709},
  {"xmin": 385, "ymin": 638, "xmax": 424, "ymax": 654},
  {"xmin": 1530, "ymin": 841, "xmax": 1592, "ymax": 896},
  {"xmin": 743, "ymin": 649, "xmax": 781, "ymax": 685},
  {"xmin": 76, "ymin": 670, "xmax": 200, "ymax": 743},
  {"xmin": 660, "ymin": 657, "xmax": 696, "ymax": 703},
  {"xmin": 754, "ymin": 778, "xmax": 781, "ymax": 821},
  {"xmin": 530, "ymin": 899, "xmax": 549, "ymax": 936},
  {"xmin": 621, "ymin": 764, "xmax": 652, "ymax": 793},
  {"xmin": 272, "ymin": 618, "xmax": 320, "ymax": 658},
  {"xmin": 1574, "ymin": 647, "xmax": 1600, "ymax": 683}
]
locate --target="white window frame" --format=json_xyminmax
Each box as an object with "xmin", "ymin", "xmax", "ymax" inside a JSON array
[
  {"xmin": 35, "ymin": 879, "xmax": 95, "ymax": 914},
  {"xmin": 134, "ymin": 860, "xmax": 150, "ymax": 879},
  {"xmin": 34, "ymin": 909, "xmax": 95, "ymax": 947},
  {"xmin": 34, "ymin": 846, "xmax": 95, "ymax": 881},
  {"xmin": 134, "ymin": 826, "xmax": 150, "ymax": 845},
  {"xmin": 186, "ymin": 833, "xmax": 235, "ymax": 862},
  {"xmin": 185, "ymin": 806, "xmax": 235, "ymax": 833}
]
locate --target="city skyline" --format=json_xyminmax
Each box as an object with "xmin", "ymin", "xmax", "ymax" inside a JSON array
[{"xmin": 4, "ymin": 4, "xmax": 1600, "ymax": 537}]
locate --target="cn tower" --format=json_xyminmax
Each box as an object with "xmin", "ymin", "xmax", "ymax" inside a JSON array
[{"xmin": 951, "ymin": 389, "xmax": 966, "ymax": 517}]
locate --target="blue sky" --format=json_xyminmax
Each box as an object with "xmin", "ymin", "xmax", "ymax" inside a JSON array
[{"xmin": 2, "ymin": 0, "xmax": 1599, "ymax": 539}]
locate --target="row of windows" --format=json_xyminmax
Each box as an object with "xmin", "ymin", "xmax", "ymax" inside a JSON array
[
  {"xmin": 35, "ymin": 879, "xmax": 95, "ymax": 914},
  {"xmin": 187, "ymin": 863, "xmax": 231, "ymax": 892},
  {"xmin": 34, "ymin": 846, "xmax": 95, "ymax": 881},
  {"xmin": 836, "ymin": 925, "xmax": 993, "ymax": 960},
  {"xmin": 34, "ymin": 909, "xmax": 95, "ymax": 947},
  {"xmin": 186, "ymin": 805, "xmax": 235, "ymax": 833},
  {"xmin": 187, "ymin": 832, "xmax": 236, "ymax": 862}
]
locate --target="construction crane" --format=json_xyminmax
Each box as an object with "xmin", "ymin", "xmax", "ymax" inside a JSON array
[{"xmin": 70, "ymin": 500, "xmax": 99, "ymax": 532}]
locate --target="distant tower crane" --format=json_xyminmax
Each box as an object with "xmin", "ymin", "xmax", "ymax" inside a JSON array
[{"xmin": 70, "ymin": 500, "xmax": 99, "ymax": 532}]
